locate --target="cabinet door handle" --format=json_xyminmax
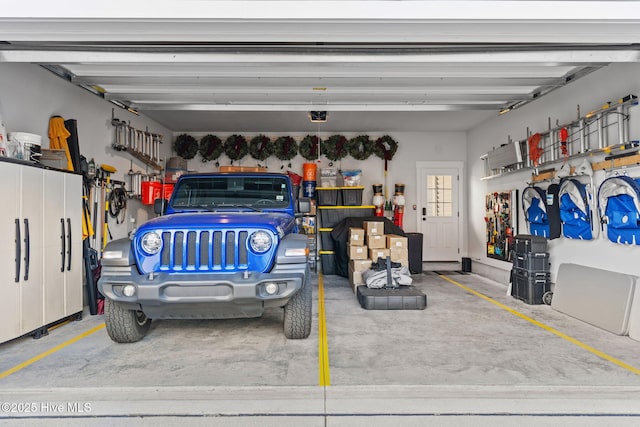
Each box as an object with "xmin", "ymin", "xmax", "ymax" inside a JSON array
[
  {"xmin": 422, "ymin": 207, "xmax": 426, "ymax": 216},
  {"xmin": 24, "ymin": 218, "xmax": 30, "ymax": 281},
  {"xmin": 66, "ymin": 218, "xmax": 72, "ymax": 271},
  {"xmin": 60, "ymin": 218, "xmax": 66, "ymax": 272},
  {"xmin": 15, "ymin": 219, "xmax": 21, "ymax": 283}
]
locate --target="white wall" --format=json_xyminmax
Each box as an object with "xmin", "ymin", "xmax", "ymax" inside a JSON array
[
  {"xmin": 467, "ymin": 63, "xmax": 640, "ymax": 282},
  {"xmin": 0, "ymin": 63, "xmax": 173, "ymax": 243},
  {"xmin": 178, "ymin": 131, "xmax": 467, "ymax": 236}
]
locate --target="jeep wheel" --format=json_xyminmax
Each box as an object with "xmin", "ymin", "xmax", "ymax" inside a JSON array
[
  {"xmin": 104, "ymin": 298, "xmax": 151, "ymax": 343},
  {"xmin": 283, "ymin": 270, "xmax": 312, "ymax": 339}
]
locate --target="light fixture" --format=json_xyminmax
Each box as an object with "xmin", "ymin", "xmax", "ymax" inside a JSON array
[{"xmin": 309, "ymin": 111, "xmax": 327, "ymax": 123}]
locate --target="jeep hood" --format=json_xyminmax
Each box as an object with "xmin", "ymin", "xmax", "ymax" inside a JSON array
[{"xmin": 137, "ymin": 211, "xmax": 295, "ymax": 234}]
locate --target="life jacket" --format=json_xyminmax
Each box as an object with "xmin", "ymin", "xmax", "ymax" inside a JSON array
[
  {"xmin": 598, "ymin": 175, "xmax": 640, "ymax": 245},
  {"xmin": 522, "ymin": 185, "xmax": 561, "ymax": 239},
  {"xmin": 522, "ymin": 186, "xmax": 549, "ymax": 238},
  {"xmin": 559, "ymin": 178, "xmax": 593, "ymax": 240}
]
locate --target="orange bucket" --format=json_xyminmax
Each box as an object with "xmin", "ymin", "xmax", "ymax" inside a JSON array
[{"xmin": 302, "ymin": 162, "xmax": 317, "ymax": 181}]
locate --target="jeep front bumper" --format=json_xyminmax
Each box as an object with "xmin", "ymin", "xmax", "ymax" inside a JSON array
[{"xmin": 98, "ymin": 264, "xmax": 307, "ymax": 319}]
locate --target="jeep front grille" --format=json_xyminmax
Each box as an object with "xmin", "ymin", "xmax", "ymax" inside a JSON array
[{"xmin": 160, "ymin": 230, "xmax": 249, "ymax": 271}]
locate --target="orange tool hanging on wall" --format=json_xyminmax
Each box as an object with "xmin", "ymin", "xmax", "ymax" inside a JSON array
[
  {"xmin": 528, "ymin": 133, "xmax": 544, "ymax": 166},
  {"xmin": 559, "ymin": 127, "xmax": 569, "ymax": 161}
]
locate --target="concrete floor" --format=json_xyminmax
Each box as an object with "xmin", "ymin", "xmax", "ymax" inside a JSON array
[{"xmin": 2, "ymin": 269, "xmax": 640, "ymax": 426}]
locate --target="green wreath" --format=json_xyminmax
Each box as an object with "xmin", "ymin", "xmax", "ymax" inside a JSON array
[
  {"xmin": 224, "ymin": 134, "xmax": 249, "ymax": 161},
  {"xmin": 299, "ymin": 135, "xmax": 321, "ymax": 160},
  {"xmin": 249, "ymin": 134, "xmax": 274, "ymax": 161},
  {"xmin": 274, "ymin": 136, "xmax": 298, "ymax": 161},
  {"xmin": 347, "ymin": 135, "xmax": 374, "ymax": 160},
  {"xmin": 374, "ymin": 135, "xmax": 398, "ymax": 161},
  {"xmin": 174, "ymin": 134, "xmax": 198, "ymax": 160},
  {"xmin": 198, "ymin": 134, "xmax": 223, "ymax": 162},
  {"xmin": 322, "ymin": 134, "xmax": 349, "ymax": 161}
]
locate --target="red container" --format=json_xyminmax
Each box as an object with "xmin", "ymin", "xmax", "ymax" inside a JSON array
[
  {"xmin": 161, "ymin": 183, "xmax": 174, "ymax": 201},
  {"xmin": 141, "ymin": 181, "xmax": 161, "ymax": 205}
]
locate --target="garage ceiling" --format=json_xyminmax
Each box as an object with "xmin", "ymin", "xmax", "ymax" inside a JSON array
[{"xmin": 2, "ymin": 1, "xmax": 640, "ymax": 133}]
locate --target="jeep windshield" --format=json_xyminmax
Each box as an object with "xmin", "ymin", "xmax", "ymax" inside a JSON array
[{"xmin": 170, "ymin": 175, "xmax": 291, "ymax": 210}]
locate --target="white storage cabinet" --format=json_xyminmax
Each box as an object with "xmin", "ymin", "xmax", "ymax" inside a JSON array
[{"xmin": 0, "ymin": 160, "xmax": 83, "ymax": 344}]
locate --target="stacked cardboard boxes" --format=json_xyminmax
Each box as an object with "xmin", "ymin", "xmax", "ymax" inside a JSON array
[{"xmin": 347, "ymin": 221, "xmax": 409, "ymax": 292}]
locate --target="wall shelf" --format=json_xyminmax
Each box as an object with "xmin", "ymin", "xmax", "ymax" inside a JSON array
[{"xmin": 481, "ymin": 94, "xmax": 638, "ymax": 180}]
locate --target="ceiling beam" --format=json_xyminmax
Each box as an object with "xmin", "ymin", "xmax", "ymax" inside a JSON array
[{"xmin": 1, "ymin": 49, "xmax": 637, "ymax": 64}]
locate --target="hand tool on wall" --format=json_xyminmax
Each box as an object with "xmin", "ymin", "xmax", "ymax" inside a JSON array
[{"xmin": 100, "ymin": 164, "xmax": 117, "ymax": 252}]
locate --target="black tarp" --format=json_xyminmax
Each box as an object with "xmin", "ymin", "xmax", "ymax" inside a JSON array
[{"xmin": 330, "ymin": 216, "xmax": 406, "ymax": 278}]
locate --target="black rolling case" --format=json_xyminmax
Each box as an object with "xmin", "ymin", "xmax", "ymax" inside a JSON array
[{"xmin": 356, "ymin": 257, "xmax": 427, "ymax": 310}]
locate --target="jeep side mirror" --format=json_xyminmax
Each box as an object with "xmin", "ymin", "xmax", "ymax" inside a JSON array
[
  {"xmin": 154, "ymin": 198, "xmax": 167, "ymax": 215},
  {"xmin": 297, "ymin": 197, "xmax": 311, "ymax": 214}
]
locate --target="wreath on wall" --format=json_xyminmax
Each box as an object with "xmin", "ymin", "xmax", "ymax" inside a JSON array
[
  {"xmin": 174, "ymin": 134, "xmax": 198, "ymax": 160},
  {"xmin": 274, "ymin": 136, "xmax": 298, "ymax": 161},
  {"xmin": 374, "ymin": 135, "xmax": 398, "ymax": 161},
  {"xmin": 322, "ymin": 134, "xmax": 349, "ymax": 162},
  {"xmin": 299, "ymin": 135, "xmax": 321, "ymax": 160},
  {"xmin": 347, "ymin": 135, "xmax": 374, "ymax": 160},
  {"xmin": 249, "ymin": 134, "xmax": 274, "ymax": 161},
  {"xmin": 224, "ymin": 134, "xmax": 249, "ymax": 161},
  {"xmin": 198, "ymin": 134, "xmax": 224, "ymax": 162}
]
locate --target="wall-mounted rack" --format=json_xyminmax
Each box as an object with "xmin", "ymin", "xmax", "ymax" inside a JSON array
[
  {"xmin": 481, "ymin": 94, "xmax": 638, "ymax": 180},
  {"xmin": 111, "ymin": 109, "xmax": 163, "ymax": 171}
]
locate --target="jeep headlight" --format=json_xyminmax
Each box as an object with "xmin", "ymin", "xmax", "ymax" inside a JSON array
[
  {"xmin": 141, "ymin": 231, "xmax": 162, "ymax": 255},
  {"xmin": 250, "ymin": 231, "xmax": 272, "ymax": 253}
]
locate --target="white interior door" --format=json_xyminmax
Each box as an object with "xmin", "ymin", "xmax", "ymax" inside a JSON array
[{"xmin": 417, "ymin": 162, "xmax": 462, "ymax": 262}]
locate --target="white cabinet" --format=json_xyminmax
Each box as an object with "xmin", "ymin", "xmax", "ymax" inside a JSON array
[
  {"xmin": 43, "ymin": 171, "xmax": 83, "ymax": 324},
  {"xmin": 0, "ymin": 160, "xmax": 82, "ymax": 344}
]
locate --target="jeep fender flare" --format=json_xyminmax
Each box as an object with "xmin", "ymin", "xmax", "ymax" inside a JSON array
[
  {"xmin": 275, "ymin": 233, "xmax": 309, "ymax": 265},
  {"xmin": 101, "ymin": 237, "xmax": 136, "ymax": 267}
]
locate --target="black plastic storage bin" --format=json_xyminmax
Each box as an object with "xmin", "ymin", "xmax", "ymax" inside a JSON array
[
  {"xmin": 511, "ymin": 271, "xmax": 550, "ymax": 304},
  {"xmin": 318, "ymin": 206, "xmax": 375, "ymax": 227},
  {"xmin": 341, "ymin": 187, "xmax": 364, "ymax": 206},
  {"xmin": 319, "ymin": 229, "xmax": 335, "ymax": 252},
  {"xmin": 320, "ymin": 252, "xmax": 337, "ymax": 275},
  {"xmin": 514, "ymin": 234, "xmax": 547, "ymax": 254},
  {"xmin": 316, "ymin": 188, "xmax": 339, "ymax": 206}
]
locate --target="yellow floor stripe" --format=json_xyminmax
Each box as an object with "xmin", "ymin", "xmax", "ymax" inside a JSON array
[
  {"xmin": 318, "ymin": 272, "xmax": 331, "ymax": 386},
  {"xmin": 0, "ymin": 323, "xmax": 105, "ymax": 380},
  {"xmin": 438, "ymin": 274, "xmax": 640, "ymax": 376}
]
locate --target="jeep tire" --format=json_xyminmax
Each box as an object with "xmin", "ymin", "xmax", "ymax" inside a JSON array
[
  {"xmin": 104, "ymin": 298, "xmax": 152, "ymax": 343},
  {"xmin": 283, "ymin": 268, "xmax": 312, "ymax": 339}
]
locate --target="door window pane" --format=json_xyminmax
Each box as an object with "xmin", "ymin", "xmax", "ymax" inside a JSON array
[{"xmin": 427, "ymin": 174, "xmax": 453, "ymax": 218}]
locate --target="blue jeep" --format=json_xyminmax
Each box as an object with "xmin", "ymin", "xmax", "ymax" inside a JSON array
[{"xmin": 98, "ymin": 172, "xmax": 312, "ymax": 342}]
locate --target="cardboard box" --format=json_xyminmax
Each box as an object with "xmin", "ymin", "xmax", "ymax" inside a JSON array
[
  {"xmin": 349, "ymin": 227, "xmax": 365, "ymax": 246},
  {"xmin": 349, "ymin": 259, "xmax": 372, "ymax": 272},
  {"xmin": 386, "ymin": 234, "xmax": 408, "ymax": 249},
  {"xmin": 348, "ymin": 244, "xmax": 368, "ymax": 260},
  {"xmin": 369, "ymin": 248, "xmax": 390, "ymax": 261},
  {"xmin": 363, "ymin": 221, "xmax": 384, "ymax": 236},
  {"xmin": 366, "ymin": 234, "xmax": 386, "ymax": 249},
  {"xmin": 349, "ymin": 267, "xmax": 366, "ymax": 293},
  {"xmin": 390, "ymin": 247, "xmax": 409, "ymax": 266}
]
